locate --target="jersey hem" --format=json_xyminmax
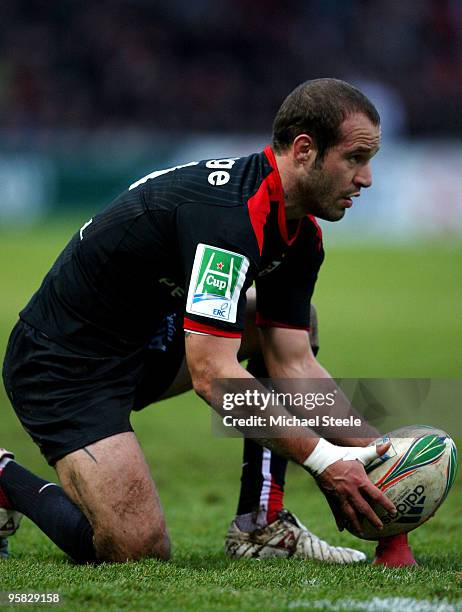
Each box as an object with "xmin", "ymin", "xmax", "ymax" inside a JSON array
[{"xmin": 184, "ymin": 317, "xmax": 242, "ymax": 338}]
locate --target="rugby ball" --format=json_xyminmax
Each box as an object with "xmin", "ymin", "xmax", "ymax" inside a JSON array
[{"xmin": 346, "ymin": 425, "xmax": 458, "ymax": 540}]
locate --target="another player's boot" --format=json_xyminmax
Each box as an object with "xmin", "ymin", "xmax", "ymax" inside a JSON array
[
  {"xmin": 225, "ymin": 509, "xmax": 366, "ymax": 563},
  {"xmin": 372, "ymin": 533, "xmax": 417, "ymax": 567},
  {"xmin": 0, "ymin": 450, "xmax": 23, "ymax": 542}
]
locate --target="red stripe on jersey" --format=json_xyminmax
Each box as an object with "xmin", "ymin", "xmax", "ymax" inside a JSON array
[
  {"xmin": 256, "ymin": 312, "xmax": 310, "ymax": 331},
  {"xmin": 264, "ymin": 146, "xmax": 284, "ymax": 202},
  {"xmin": 308, "ymin": 214, "xmax": 323, "ymax": 251},
  {"xmin": 265, "ymin": 146, "xmax": 323, "ymax": 248},
  {"xmin": 184, "ymin": 317, "xmax": 242, "ymax": 338},
  {"xmin": 280, "ymin": 210, "xmax": 302, "ymax": 245},
  {"xmin": 264, "ymin": 146, "xmax": 303, "ymax": 246},
  {"xmin": 247, "ymin": 179, "xmax": 271, "ymax": 255}
]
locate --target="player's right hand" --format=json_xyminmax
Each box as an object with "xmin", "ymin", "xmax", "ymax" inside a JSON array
[{"xmin": 315, "ymin": 442, "xmax": 397, "ymax": 536}]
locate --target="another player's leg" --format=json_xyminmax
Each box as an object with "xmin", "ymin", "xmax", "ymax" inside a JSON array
[
  {"xmin": 0, "ymin": 433, "xmax": 169, "ymax": 563},
  {"xmin": 230, "ymin": 353, "xmax": 287, "ymax": 534}
]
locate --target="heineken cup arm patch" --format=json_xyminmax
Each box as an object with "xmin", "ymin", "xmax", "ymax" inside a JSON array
[{"xmin": 186, "ymin": 243, "xmax": 249, "ymax": 324}]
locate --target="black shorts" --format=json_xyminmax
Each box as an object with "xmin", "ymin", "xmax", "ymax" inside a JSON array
[{"xmin": 2, "ymin": 316, "xmax": 185, "ymax": 466}]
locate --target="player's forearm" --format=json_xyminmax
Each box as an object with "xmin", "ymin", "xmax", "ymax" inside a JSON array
[
  {"xmin": 189, "ymin": 358, "xmax": 319, "ymax": 464},
  {"xmin": 266, "ymin": 357, "xmax": 380, "ymax": 446}
]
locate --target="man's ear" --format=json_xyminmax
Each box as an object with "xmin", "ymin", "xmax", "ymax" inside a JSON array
[{"xmin": 292, "ymin": 134, "xmax": 317, "ymax": 165}]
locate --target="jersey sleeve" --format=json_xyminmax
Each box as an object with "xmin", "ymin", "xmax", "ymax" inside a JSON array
[
  {"xmin": 177, "ymin": 203, "xmax": 259, "ymax": 338},
  {"xmin": 255, "ymin": 223, "xmax": 324, "ymax": 331}
]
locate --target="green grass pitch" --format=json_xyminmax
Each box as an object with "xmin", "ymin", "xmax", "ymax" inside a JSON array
[{"xmin": 0, "ymin": 220, "xmax": 461, "ymax": 611}]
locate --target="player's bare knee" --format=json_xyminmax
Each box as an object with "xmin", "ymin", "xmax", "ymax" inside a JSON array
[
  {"xmin": 136, "ymin": 519, "xmax": 171, "ymax": 561},
  {"xmin": 104, "ymin": 483, "xmax": 170, "ymax": 561},
  {"xmin": 124, "ymin": 526, "xmax": 171, "ymax": 561},
  {"xmin": 93, "ymin": 524, "xmax": 170, "ymax": 562},
  {"xmin": 148, "ymin": 530, "xmax": 171, "ymax": 561}
]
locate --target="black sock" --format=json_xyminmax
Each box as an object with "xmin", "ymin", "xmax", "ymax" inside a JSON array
[
  {"xmin": 0, "ymin": 461, "xmax": 97, "ymax": 562},
  {"xmin": 236, "ymin": 355, "xmax": 288, "ymax": 521}
]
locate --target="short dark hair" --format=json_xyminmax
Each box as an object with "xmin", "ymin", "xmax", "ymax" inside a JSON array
[{"xmin": 272, "ymin": 78, "xmax": 380, "ymax": 158}]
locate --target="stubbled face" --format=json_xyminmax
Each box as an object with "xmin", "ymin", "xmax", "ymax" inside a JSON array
[{"xmin": 295, "ymin": 113, "xmax": 381, "ymax": 221}]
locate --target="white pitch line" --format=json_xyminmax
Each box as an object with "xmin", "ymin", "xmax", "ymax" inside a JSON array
[{"xmin": 288, "ymin": 597, "xmax": 462, "ymax": 612}]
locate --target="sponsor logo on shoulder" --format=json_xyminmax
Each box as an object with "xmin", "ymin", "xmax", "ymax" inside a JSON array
[{"xmin": 186, "ymin": 244, "xmax": 249, "ymax": 322}]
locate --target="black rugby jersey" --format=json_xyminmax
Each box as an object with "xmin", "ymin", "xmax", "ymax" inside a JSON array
[{"xmin": 20, "ymin": 147, "xmax": 324, "ymax": 357}]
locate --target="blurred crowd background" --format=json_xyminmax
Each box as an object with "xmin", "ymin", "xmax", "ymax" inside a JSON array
[
  {"xmin": 1, "ymin": 0, "xmax": 461, "ymax": 135},
  {"xmin": 0, "ymin": 0, "xmax": 461, "ymax": 236}
]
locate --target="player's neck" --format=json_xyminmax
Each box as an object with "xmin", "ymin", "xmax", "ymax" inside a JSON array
[{"xmin": 274, "ymin": 152, "xmax": 311, "ymax": 220}]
